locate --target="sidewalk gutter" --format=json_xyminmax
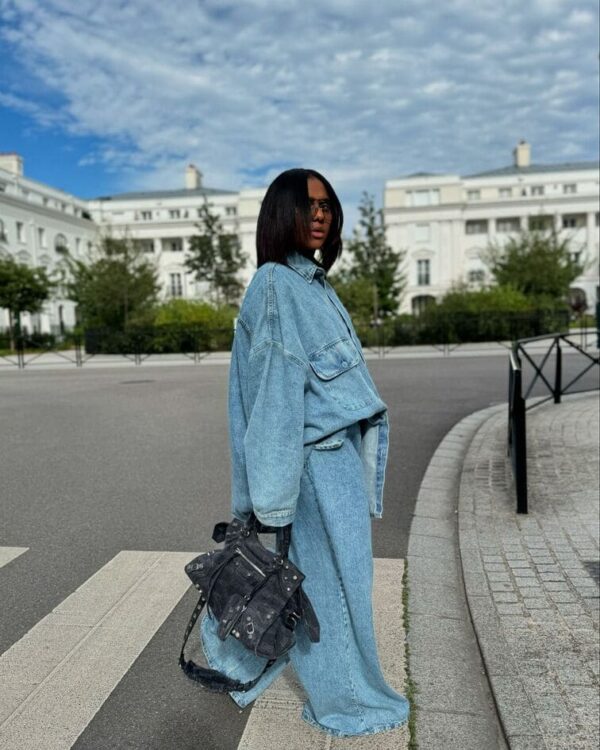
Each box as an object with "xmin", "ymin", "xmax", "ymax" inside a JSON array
[{"xmin": 406, "ymin": 403, "xmax": 509, "ymax": 750}]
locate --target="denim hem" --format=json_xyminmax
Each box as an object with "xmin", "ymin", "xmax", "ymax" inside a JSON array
[
  {"xmin": 199, "ymin": 615, "xmax": 253, "ymax": 709},
  {"xmin": 300, "ymin": 704, "xmax": 409, "ymax": 738}
]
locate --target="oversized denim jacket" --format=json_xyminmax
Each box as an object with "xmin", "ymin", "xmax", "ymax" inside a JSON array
[{"xmin": 228, "ymin": 249, "xmax": 390, "ymax": 527}]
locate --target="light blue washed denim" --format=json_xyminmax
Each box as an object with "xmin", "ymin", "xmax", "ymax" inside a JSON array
[
  {"xmin": 199, "ymin": 251, "xmax": 410, "ymax": 736},
  {"xmin": 201, "ymin": 421, "xmax": 410, "ymax": 737},
  {"xmin": 228, "ymin": 249, "xmax": 390, "ymax": 527}
]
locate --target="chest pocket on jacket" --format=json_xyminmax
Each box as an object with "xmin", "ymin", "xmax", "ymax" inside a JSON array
[{"xmin": 308, "ymin": 337, "xmax": 377, "ymax": 411}]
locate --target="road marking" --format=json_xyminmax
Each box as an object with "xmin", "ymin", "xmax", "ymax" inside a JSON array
[
  {"xmin": 237, "ymin": 558, "xmax": 409, "ymax": 749},
  {"xmin": 0, "ymin": 550, "xmax": 194, "ymax": 749},
  {"xmin": 0, "ymin": 547, "xmax": 28, "ymax": 569}
]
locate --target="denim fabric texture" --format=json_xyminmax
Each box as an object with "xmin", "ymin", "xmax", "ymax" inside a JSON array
[
  {"xmin": 228, "ymin": 249, "xmax": 390, "ymax": 527},
  {"xmin": 201, "ymin": 422, "xmax": 409, "ymax": 736},
  {"xmin": 200, "ymin": 250, "xmax": 410, "ymax": 737}
]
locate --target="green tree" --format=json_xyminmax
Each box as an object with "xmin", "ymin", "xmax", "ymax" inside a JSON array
[
  {"xmin": 342, "ymin": 192, "xmax": 406, "ymax": 319},
  {"xmin": 325, "ymin": 275, "xmax": 377, "ymax": 328},
  {"xmin": 185, "ymin": 198, "xmax": 245, "ymax": 306},
  {"xmin": 0, "ymin": 256, "xmax": 53, "ymax": 346},
  {"xmin": 484, "ymin": 228, "xmax": 584, "ymax": 305},
  {"xmin": 57, "ymin": 235, "xmax": 160, "ymax": 330},
  {"xmin": 433, "ymin": 283, "xmax": 532, "ymax": 314}
]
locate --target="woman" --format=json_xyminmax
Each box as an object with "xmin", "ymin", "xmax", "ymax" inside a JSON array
[{"xmin": 201, "ymin": 168, "xmax": 410, "ymax": 737}]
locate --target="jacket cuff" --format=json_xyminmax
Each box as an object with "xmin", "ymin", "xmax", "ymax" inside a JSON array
[{"xmin": 253, "ymin": 508, "xmax": 295, "ymax": 527}]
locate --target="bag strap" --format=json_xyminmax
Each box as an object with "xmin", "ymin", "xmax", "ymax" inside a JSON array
[
  {"xmin": 249, "ymin": 514, "xmax": 292, "ymax": 557},
  {"xmin": 179, "ymin": 594, "xmax": 277, "ymax": 693}
]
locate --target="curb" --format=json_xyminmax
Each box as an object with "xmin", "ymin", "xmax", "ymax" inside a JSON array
[{"xmin": 406, "ymin": 403, "xmax": 509, "ymax": 750}]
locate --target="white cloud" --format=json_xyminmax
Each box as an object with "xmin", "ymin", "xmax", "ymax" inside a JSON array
[{"xmin": 0, "ymin": 0, "xmax": 598, "ymax": 230}]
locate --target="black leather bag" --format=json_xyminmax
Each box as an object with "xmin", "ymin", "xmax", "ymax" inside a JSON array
[{"xmin": 179, "ymin": 514, "xmax": 320, "ymax": 693}]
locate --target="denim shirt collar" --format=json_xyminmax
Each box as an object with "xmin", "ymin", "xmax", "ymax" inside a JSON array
[{"xmin": 286, "ymin": 250, "xmax": 326, "ymax": 284}]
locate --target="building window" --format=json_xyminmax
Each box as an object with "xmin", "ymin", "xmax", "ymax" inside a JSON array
[
  {"xmin": 134, "ymin": 239, "xmax": 155, "ymax": 253},
  {"xmin": 468, "ymin": 269, "xmax": 485, "ymax": 284},
  {"xmin": 467, "ymin": 189, "xmax": 481, "ymax": 201},
  {"xmin": 563, "ymin": 184, "xmax": 577, "ymax": 195},
  {"xmin": 37, "ymin": 227, "xmax": 47, "ymax": 248},
  {"xmin": 55, "ymin": 233, "xmax": 68, "ymax": 252},
  {"xmin": 417, "ymin": 259, "xmax": 431, "ymax": 286},
  {"xmin": 415, "ymin": 223, "xmax": 430, "ymax": 242},
  {"xmin": 226, "ymin": 206, "xmax": 237, "ymax": 216},
  {"xmin": 465, "ymin": 219, "xmax": 488, "ymax": 235},
  {"xmin": 499, "ymin": 187, "xmax": 512, "ymax": 198},
  {"xmin": 408, "ymin": 189, "xmax": 440, "ymax": 207},
  {"xmin": 569, "ymin": 251, "xmax": 582, "ymax": 265},
  {"xmin": 0, "ymin": 219, "xmax": 6, "ymax": 242},
  {"xmin": 562, "ymin": 214, "xmax": 586, "ymax": 229},
  {"xmin": 16, "ymin": 221, "xmax": 25, "ymax": 242},
  {"xmin": 531, "ymin": 185, "xmax": 544, "ymax": 196},
  {"xmin": 170, "ymin": 273, "xmax": 183, "ymax": 297},
  {"xmin": 496, "ymin": 217, "xmax": 521, "ymax": 233},
  {"xmin": 169, "ymin": 209, "xmax": 181, "ymax": 219},
  {"xmin": 140, "ymin": 210, "xmax": 152, "ymax": 220},
  {"xmin": 163, "ymin": 238, "xmax": 183, "ymax": 253},
  {"xmin": 411, "ymin": 295, "xmax": 435, "ymax": 315},
  {"xmin": 528, "ymin": 215, "xmax": 553, "ymax": 231}
]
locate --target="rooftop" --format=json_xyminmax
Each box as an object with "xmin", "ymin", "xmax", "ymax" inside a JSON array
[
  {"xmin": 464, "ymin": 160, "xmax": 599, "ymax": 179},
  {"xmin": 93, "ymin": 186, "xmax": 236, "ymax": 202}
]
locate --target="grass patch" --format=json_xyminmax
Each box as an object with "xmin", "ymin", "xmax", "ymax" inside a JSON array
[{"xmin": 402, "ymin": 558, "xmax": 418, "ymax": 749}]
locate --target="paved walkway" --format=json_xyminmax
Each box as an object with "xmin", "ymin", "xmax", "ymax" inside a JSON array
[
  {"xmin": 406, "ymin": 391, "xmax": 599, "ymax": 750},
  {"xmin": 459, "ymin": 392, "xmax": 599, "ymax": 750}
]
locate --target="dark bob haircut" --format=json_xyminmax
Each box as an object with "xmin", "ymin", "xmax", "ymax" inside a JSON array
[{"xmin": 256, "ymin": 168, "xmax": 343, "ymax": 273}]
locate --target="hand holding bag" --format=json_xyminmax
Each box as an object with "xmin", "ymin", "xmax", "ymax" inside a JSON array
[{"xmin": 179, "ymin": 513, "xmax": 320, "ymax": 693}]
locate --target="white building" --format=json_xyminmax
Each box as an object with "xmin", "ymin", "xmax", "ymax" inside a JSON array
[
  {"xmin": 2, "ymin": 144, "xmax": 598, "ymax": 335},
  {"xmin": 87, "ymin": 165, "xmax": 243, "ymax": 302},
  {"xmin": 384, "ymin": 142, "xmax": 600, "ymax": 314},
  {"xmin": 0, "ymin": 153, "xmax": 98, "ymax": 334}
]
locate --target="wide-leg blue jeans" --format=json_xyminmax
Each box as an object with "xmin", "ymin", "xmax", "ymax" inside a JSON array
[{"xmin": 200, "ymin": 421, "xmax": 410, "ymax": 737}]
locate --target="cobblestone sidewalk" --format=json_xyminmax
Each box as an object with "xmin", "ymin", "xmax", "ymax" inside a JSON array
[{"xmin": 459, "ymin": 392, "xmax": 599, "ymax": 750}]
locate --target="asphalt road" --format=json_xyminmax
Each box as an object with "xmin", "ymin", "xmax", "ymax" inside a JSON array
[{"xmin": 0, "ymin": 354, "xmax": 596, "ymax": 750}]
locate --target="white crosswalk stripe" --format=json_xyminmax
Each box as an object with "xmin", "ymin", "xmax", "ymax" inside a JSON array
[
  {"xmin": 0, "ymin": 547, "xmax": 28, "ymax": 569},
  {"xmin": 0, "ymin": 550, "xmax": 194, "ymax": 750},
  {"xmin": 0, "ymin": 549, "xmax": 408, "ymax": 750}
]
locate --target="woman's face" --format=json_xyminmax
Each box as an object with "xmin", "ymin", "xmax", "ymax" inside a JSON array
[{"xmin": 299, "ymin": 176, "xmax": 332, "ymax": 252}]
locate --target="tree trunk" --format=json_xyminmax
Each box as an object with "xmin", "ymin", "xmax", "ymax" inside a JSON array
[{"xmin": 8, "ymin": 308, "xmax": 14, "ymax": 351}]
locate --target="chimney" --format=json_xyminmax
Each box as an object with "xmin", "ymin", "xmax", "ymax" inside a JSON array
[
  {"xmin": 0, "ymin": 152, "xmax": 24, "ymax": 176},
  {"xmin": 513, "ymin": 140, "xmax": 531, "ymax": 168},
  {"xmin": 185, "ymin": 164, "xmax": 203, "ymax": 190}
]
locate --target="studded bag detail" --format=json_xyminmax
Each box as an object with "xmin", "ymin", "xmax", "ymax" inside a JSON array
[{"xmin": 179, "ymin": 514, "xmax": 320, "ymax": 693}]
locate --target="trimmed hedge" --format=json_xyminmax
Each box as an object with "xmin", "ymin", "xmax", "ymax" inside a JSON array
[
  {"xmin": 83, "ymin": 324, "xmax": 234, "ymax": 355},
  {"xmin": 354, "ymin": 309, "xmax": 570, "ymax": 348}
]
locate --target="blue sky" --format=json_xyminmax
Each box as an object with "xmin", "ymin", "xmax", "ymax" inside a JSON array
[{"xmin": 1, "ymin": 0, "xmax": 598, "ymax": 228}]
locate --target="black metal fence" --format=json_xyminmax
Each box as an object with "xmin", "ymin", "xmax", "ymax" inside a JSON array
[
  {"xmin": 508, "ymin": 332, "xmax": 599, "ymax": 513},
  {"xmin": 0, "ymin": 310, "xmax": 585, "ymax": 370},
  {"xmin": 0, "ymin": 325, "xmax": 235, "ymax": 369}
]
